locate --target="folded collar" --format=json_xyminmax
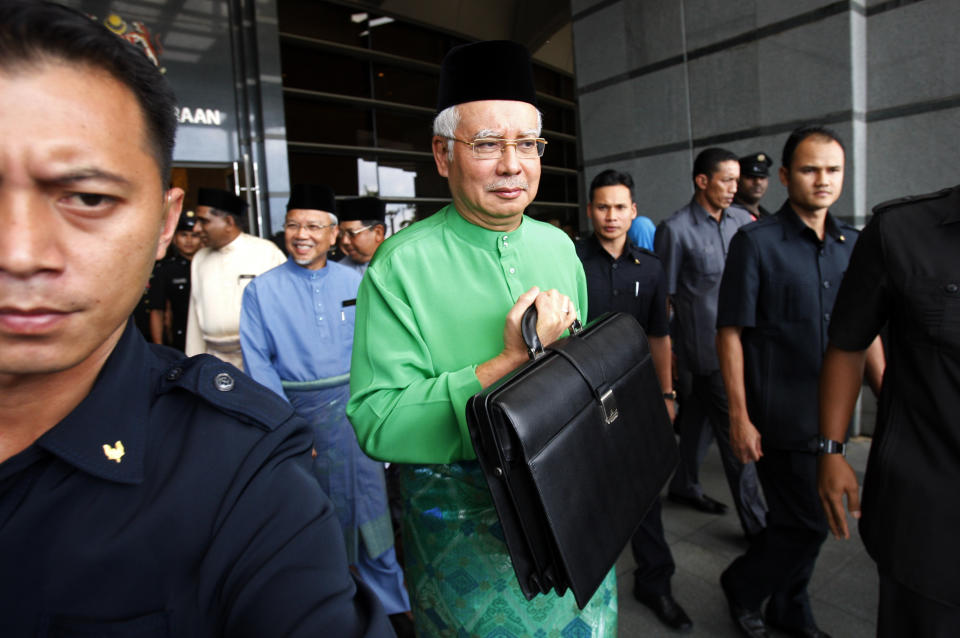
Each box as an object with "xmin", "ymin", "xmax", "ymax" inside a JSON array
[{"xmin": 36, "ymin": 321, "xmax": 151, "ymax": 485}]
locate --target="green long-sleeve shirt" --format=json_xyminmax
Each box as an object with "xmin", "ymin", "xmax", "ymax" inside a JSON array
[{"xmin": 347, "ymin": 205, "xmax": 588, "ymax": 464}]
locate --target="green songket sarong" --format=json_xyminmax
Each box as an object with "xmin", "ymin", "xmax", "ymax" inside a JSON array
[{"xmin": 397, "ymin": 462, "xmax": 617, "ymax": 638}]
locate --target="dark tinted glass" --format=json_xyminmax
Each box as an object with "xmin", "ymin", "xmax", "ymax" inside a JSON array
[
  {"xmin": 372, "ymin": 63, "xmax": 439, "ymax": 108},
  {"xmin": 375, "ymin": 109, "xmax": 434, "ymax": 152},
  {"xmin": 284, "ymin": 99, "xmax": 373, "ymax": 146}
]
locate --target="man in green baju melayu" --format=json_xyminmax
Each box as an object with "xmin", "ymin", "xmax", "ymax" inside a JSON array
[{"xmin": 347, "ymin": 41, "xmax": 618, "ymax": 637}]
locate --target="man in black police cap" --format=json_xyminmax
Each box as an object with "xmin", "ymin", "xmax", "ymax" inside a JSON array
[
  {"xmin": 338, "ymin": 196, "xmax": 387, "ymax": 275},
  {"xmin": 731, "ymin": 152, "xmax": 774, "ymax": 220},
  {"xmin": 0, "ymin": 2, "xmax": 392, "ymax": 635},
  {"xmin": 149, "ymin": 210, "xmax": 202, "ymax": 351},
  {"xmin": 347, "ymin": 40, "xmax": 617, "ymax": 636},
  {"xmin": 186, "ymin": 186, "xmax": 285, "ymax": 368}
]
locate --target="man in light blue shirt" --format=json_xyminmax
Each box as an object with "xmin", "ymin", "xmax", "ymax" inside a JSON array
[{"xmin": 240, "ymin": 184, "xmax": 411, "ymax": 632}]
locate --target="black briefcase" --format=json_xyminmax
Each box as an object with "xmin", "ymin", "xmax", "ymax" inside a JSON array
[{"xmin": 466, "ymin": 309, "xmax": 678, "ymax": 608}]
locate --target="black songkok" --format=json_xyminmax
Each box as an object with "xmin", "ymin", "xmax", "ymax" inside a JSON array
[
  {"xmin": 338, "ymin": 197, "xmax": 385, "ymax": 223},
  {"xmin": 197, "ymin": 188, "xmax": 246, "ymax": 216},
  {"xmin": 287, "ymin": 184, "xmax": 336, "ymax": 213},
  {"xmin": 436, "ymin": 40, "xmax": 538, "ymax": 113}
]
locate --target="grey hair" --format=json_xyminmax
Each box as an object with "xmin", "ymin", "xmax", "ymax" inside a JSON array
[{"xmin": 432, "ymin": 104, "xmax": 544, "ymax": 163}]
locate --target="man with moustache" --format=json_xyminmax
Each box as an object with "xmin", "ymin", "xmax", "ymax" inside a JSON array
[
  {"xmin": 240, "ymin": 184, "xmax": 412, "ymax": 634},
  {"xmin": 731, "ymin": 152, "xmax": 774, "ymax": 220},
  {"xmin": 657, "ymin": 148, "xmax": 766, "ymax": 541},
  {"xmin": 716, "ymin": 125, "xmax": 883, "ymax": 638},
  {"xmin": 0, "ymin": 3, "xmax": 392, "ymax": 635},
  {"xmin": 186, "ymin": 187, "xmax": 285, "ymax": 369},
  {"xmin": 149, "ymin": 209, "xmax": 202, "ymax": 351},
  {"xmin": 338, "ymin": 196, "xmax": 387, "ymax": 275},
  {"xmin": 347, "ymin": 41, "xmax": 617, "ymax": 636},
  {"xmin": 577, "ymin": 168, "xmax": 692, "ymax": 632}
]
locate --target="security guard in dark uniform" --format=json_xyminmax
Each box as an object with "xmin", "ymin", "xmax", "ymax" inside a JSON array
[
  {"xmin": 819, "ymin": 184, "xmax": 960, "ymax": 636},
  {"xmin": 576, "ymin": 169, "xmax": 693, "ymax": 633},
  {"xmin": 149, "ymin": 210, "xmax": 201, "ymax": 351},
  {"xmin": 716, "ymin": 126, "xmax": 883, "ymax": 638},
  {"xmin": 0, "ymin": 4, "xmax": 393, "ymax": 636},
  {"xmin": 731, "ymin": 152, "xmax": 774, "ymax": 220}
]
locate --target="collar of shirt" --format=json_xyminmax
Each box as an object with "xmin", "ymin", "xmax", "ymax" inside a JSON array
[
  {"xmin": 583, "ymin": 232, "xmax": 637, "ymax": 263},
  {"xmin": 35, "ymin": 321, "xmax": 150, "ymax": 485},
  {"xmin": 447, "ymin": 205, "xmax": 525, "ymax": 252},
  {"xmin": 688, "ymin": 198, "xmax": 731, "ymax": 226},
  {"xmin": 218, "ymin": 232, "xmax": 247, "ymax": 255},
  {"xmin": 778, "ymin": 201, "xmax": 846, "ymax": 243},
  {"xmin": 283, "ymin": 255, "xmax": 331, "ymax": 280}
]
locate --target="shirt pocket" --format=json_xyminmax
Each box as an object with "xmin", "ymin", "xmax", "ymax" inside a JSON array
[
  {"xmin": 904, "ymin": 276, "xmax": 960, "ymax": 349},
  {"xmin": 340, "ymin": 300, "xmax": 357, "ymax": 341},
  {"xmin": 42, "ymin": 610, "xmax": 168, "ymax": 637},
  {"xmin": 692, "ymin": 243, "xmax": 724, "ymax": 276},
  {"xmin": 774, "ymin": 281, "xmax": 817, "ymax": 322}
]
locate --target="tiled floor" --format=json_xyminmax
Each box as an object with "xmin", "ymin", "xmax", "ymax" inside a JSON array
[{"xmin": 617, "ymin": 437, "xmax": 878, "ymax": 637}]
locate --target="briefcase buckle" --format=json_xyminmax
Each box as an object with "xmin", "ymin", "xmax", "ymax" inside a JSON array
[{"xmin": 599, "ymin": 388, "xmax": 618, "ymax": 424}]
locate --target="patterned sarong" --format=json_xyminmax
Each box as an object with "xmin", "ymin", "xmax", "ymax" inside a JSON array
[{"xmin": 398, "ymin": 462, "xmax": 618, "ymax": 637}]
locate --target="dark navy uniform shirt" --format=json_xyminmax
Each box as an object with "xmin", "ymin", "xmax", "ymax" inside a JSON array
[
  {"xmin": 0, "ymin": 321, "xmax": 393, "ymax": 637},
  {"xmin": 717, "ymin": 201, "xmax": 858, "ymax": 450},
  {"xmin": 576, "ymin": 234, "xmax": 669, "ymax": 335},
  {"xmin": 829, "ymin": 185, "xmax": 960, "ymax": 605},
  {"xmin": 148, "ymin": 252, "xmax": 192, "ymax": 352}
]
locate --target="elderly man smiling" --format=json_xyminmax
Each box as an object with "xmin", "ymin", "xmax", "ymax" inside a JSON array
[
  {"xmin": 347, "ymin": 41, "xmax": 616, "ymax": 636},
  {"xmin": 239, "ymin": 184, "xmax": 411, "ymax": 632}
]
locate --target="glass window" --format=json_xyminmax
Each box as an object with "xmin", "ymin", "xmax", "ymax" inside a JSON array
[
  {"xmin": 284, "ymin": 100, "xmax": 373, "ymax": 147},
  {"xmin": 375, "ymin": 109, "xmax": 435, "ymax": 152},
  {"xmin": 278, "ymin": 2, "xmax": 370, "ymax": 47},
  {"xmin": 367, "ymin": 20, "xmax": 465, "ymax": 64},
  {"xmin": 287, "ymin": 152, "xmax": 359, "ymax": 195},
  {"xmin": 280, "ymin": 45, "xmax": 371, "ymax": 98},
  {"xmin": 371, "ymin": 63, "xmax": 439, "ymax": 109}
]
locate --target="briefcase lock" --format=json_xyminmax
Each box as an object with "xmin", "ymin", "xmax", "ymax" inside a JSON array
[{"xmin": 600, "ymin": 388, "xmax": 618, "ymax": 424}]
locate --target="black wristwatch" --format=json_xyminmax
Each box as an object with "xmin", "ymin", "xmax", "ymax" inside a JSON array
[
  {"xmin": 817, "ymin": 435, "xmax": 847, "ymax": 456},
  {"xmin": 662, "ymin": 390, "xmax": 677, "ymax": 400}
]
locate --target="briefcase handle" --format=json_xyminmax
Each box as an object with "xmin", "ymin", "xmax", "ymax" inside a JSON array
[{"xmin": 521, "ymin": 306, "xmax": 582, "ymax": 360}]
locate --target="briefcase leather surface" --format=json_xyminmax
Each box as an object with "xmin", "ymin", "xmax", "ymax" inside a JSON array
[{"xmin": 466, "ymin": 310, "xmax": 678, "ymax": 608}]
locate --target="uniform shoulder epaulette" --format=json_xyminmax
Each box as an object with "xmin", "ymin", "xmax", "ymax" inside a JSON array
[
  {"xmin": 872, "ymin": 185, "xmax": 959, "ymax": 215},
  {"xmin": 628, "ymin": 244, "xmax": 659, "ymax": 261},
  {"xmin": 738, "ymin": 215, "xmax": 777, "ymax": 234},
  {"xmin": 156, "ymin": 354, "xmax": 295, "ymax": 432}
]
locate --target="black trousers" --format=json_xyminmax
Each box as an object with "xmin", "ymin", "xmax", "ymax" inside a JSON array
[
  {"xmin": 878, "ymin": 570, "xmax": 960, "ymax": 638},
  {"xmin": 669, "ymin": 369, "xmax": 767, "ymax": 536},
  {"xmin": 723, "ymin": 449, "xmax": 828, "ymax": 630},
  {"xmin": 631, "ymin": 496, "xmax": 675, "ymax": 597}
]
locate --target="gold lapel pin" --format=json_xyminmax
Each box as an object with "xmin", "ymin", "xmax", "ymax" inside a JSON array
[{"xmin": 103, "ymin": 440, "xmax": 125, "ymax": 463}]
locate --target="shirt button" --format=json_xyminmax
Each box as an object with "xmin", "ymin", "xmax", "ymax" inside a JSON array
[
  {"xmin": 612, "ymin": 263, "xmax": 618, "ymax": 270},
  {"xmin": 214, "ymin": 373, "xmax": 235, "ymax": 392},
  {"xmin": 946, "ymin": 283, "xmax": 959, "ymax": 294},
  {"xmin": 824, "ymin": 312, "xmax": 831, "ymax": 322},
  {"xmin": 613, "ymin": 289, "xmax": 620, "ymax": 296},
  {"xmin": 509, "ymin": 267, "xmax": 516, "ymax": 274},
  {"xmin": 503, "ymin": 236, "xmax": 509, "ymax": 241},
  {"xmin": 823, "ymin": 280, "xmax": 831, "ymax": 288},
  {"xmin": 165, "ymin": 367, "xmax": 183, "ymax": 381}
]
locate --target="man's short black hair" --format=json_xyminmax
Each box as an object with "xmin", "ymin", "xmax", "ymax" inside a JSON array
[
  {"xmin": 781, "ymin": 125, "xmax": 846, "ymax": 169},
  {"xmin": 692, "ymin": 148, "xmax": 739, "ymax": 181},
  {"xmin": 0, "ymin": 1, "xmax": 177, "ymax": 184},
  {"xmin": 589, "ymin": 169, "xmax": 635, "ymax": 203}
]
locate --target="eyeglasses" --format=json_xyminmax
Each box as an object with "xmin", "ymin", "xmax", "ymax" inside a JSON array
[
  {"xmin": 448, "ymin": 137, "xmax": 547, "ymax": 159},
  {"xmin": 284, "ymin": 222, "xmax": 336, "ymax": 233},
  {"xmin": 342, "ymin": 224, "xmax": 374, "ymax": 238}
]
